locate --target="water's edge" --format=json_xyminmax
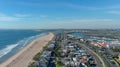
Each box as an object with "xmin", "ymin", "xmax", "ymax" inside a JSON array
[{"xmin": 0, "ymin": 32, "xmax": 48, "ymax": 63}]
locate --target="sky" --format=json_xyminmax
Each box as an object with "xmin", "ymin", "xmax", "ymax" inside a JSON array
[{"xmin": 0, "ymin": 0, "xmax": 120, "ymax": 29}]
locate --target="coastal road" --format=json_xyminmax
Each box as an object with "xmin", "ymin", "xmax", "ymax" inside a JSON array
[
  {"xmin": 104, "ymin": 49, "xmax": 117, "ymax": 67},
  {"xmin": 76, "ymin": 42, "xmax": 105, "ymax": 67}
]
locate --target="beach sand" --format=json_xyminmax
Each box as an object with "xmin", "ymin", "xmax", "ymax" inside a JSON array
[{"xmin": 0, "ymin": 32, "xmax": 54, "ymax": 67}]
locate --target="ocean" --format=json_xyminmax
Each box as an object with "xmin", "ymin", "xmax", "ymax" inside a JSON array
[{"xmin": 0, "ymin": 30, "xmax": 47, "ymax": 63}]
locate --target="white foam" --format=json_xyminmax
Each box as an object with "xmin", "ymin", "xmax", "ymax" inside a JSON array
[
  {"xmin": 0, "ymin": 44, "xmax": 18, "ymax": 58},
  {"xmin": 0, "ymin": 33, "xmax": 47, "ymax": 59}
]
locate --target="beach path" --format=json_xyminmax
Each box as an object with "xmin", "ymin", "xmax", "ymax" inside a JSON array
[{"xmin": 0, "ymin": 32, "xmax": 54, "ymax": 67}]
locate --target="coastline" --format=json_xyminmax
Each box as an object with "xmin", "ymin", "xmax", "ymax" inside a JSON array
[{"xmin": 0, "ymin": 32, "xmax": 54, "ymax": 67}]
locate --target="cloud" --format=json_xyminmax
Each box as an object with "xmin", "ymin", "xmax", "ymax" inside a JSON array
[
  {"xmin": 17, "ymin": 1, "xmax": 61, "ymax": 7},
  {"xmin": 40, "ymin": 18, "xmax": 118, "ymax": 29},
  {"xmin": 0, "ymin": 17, "xmax": 20, "ymax": 21},
  {"xmin": 108, "ymin": 11, "xmax": 120, "ymax": 15},
  {"xmin": 18, "ymin": 1, "xmax": 40, "ymax": 6},
  {"xmin": 54, "ymin": 19, "xmax": 114, "ymax": 23},
  {"xmin": 17, "ymin": 1, "xmax": 102, "ymax": 10},
  {"xmin": 39, "ymin": 15, "xmax": 48, "ymax": 18},
  {"xmin": 16, "ymin": 1, "xmax": 120, "ymax": 11},
  {"xmin": 64, "ymin": 2, "xmax": 120, "ymax": 11},
  {"xmin": 45, "ymin": 19, "xmax": 115, "ymax": 25},
  {"xmin": 109, "ymin": 5, "xmax": 120, "ymax": 9},
  {"xmin": 14, "ymin": 14, "xmax": 30, "ymax": 17},
  {"xmin": 64, "ymin": 3, "xmax": 99, "ymax": 10},
  {"xmin": 74, "ymin": 19, "xmax": 113, "ymax": 22},
  {"xmin": 0, "ymin": 13, "xmax": 21, "ymax": 21}
]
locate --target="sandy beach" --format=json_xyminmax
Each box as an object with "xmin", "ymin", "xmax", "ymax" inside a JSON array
[{"xmin": 0, "ymin": 32, "xmax": 54, "ymax": 67}]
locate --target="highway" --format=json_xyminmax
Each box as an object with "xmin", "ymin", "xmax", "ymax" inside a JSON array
[
  {"xmin": 76, "ymin": 42, "xmax": 105, "ymax": 67},
  {"xmin": 61, "ymin": 39, "xmax": 104, "ymax": 67},
  {"xmin": 58, "ymin": 32, "xmax": 112, "ymax": 67},
  {"xmin": 61, "ymin": 32, "xmax": 105, "ymax": 67}
]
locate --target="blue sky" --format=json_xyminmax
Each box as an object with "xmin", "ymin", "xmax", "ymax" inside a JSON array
[{"xmin": 0, "ymin": 0, "xmax": 120, "ymax": 29}]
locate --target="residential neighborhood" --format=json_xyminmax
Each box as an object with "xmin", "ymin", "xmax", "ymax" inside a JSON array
[{"xmin": 28, "ymin": 30, "xmax": 120, "ymax": 67}]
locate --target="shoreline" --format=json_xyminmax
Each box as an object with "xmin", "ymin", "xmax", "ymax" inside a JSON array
[{"xmin": 0, "ymin": 32, "xmax": 54, "ymax": 67}]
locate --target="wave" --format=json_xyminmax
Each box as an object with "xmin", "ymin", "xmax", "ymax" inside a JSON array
[
  {"xmin": 21, "ymin": 33, "xmax": 47, "ymax": 47},
  {"xmin": 0, "ymin": 33, "xmax": 47, "ymax": 59},
  {"xmin": 0, "ymin": 44, "xmax": 18, "ymax": 58}
]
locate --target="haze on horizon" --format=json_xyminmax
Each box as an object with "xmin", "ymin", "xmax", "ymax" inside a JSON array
[{"xmin": 0, "ymin": 0, "xmax": 120, "ymax": 29}]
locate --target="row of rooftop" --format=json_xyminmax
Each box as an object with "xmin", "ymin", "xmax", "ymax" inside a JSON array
[
  {"xmin": 59, "ymin": 41, "xmax": 96, "ymax": 67},
  {"xmin": 34, "ymin": 43, "xmax": 56, "ymax": 67},
  {"xmin": 68, "ymin": 34, "xmax": 120, "ymax": 48}
]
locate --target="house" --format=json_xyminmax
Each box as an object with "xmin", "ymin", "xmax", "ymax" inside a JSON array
[
  {"xmin": 34, "ymin": 57, "xmax": 48, "ymax": 67},
  {"xmin": 41, "ymin": 51, "xmax": 52, "ymax": 58},
  {"xmin": 118, "ymin": 53, "xmax": 120, "ymax": 61},
  {"xmin": 34, "ymin": 62, "xmax": 39, "ymax": 67},
  {"xmin": 91, "ymin": 40, "xmax": 109, "ymax": 48},
  {"xmin": 110, "ymin": 44, "xmax": 120, "ymax": 49},
  {"xmin": 91, "ymin": 40, "xmax": 99, "ymax": 46},
  {"xmin": 61, "ymin": 42, "xmax": 95, "ymax": 67},
  {"xmin": 79, "ymin": 49, "xmax": 87, "ymax": 53},
  {"xmin": 80, "ymin": 38, "xmax": 84, "ymax": 42},
  {"xmin": 34, "ymin": 50, "xmax": 52, "ymax": 67},
  {"xmin": 47, "ymin": 44, "xmax": 55, "ymax": 49},
  {"xmin": 99, "ymin": 43, "xmax": 108, "ymax": 47}
]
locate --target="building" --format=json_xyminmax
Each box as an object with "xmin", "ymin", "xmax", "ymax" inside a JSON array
[
  {"xmin": 41, "ymin": 51, "xmax": 52, "ymax": 57},
  {"xmin": 34, "ymin": 57, "xmax": 48, "ymax": 67},
  {"xmin": 118, "ymin": 53, "xmax": 120, "ymax": 61},
  {"xmin": 91, "ymin": 40, "xmax": 109, "ymax": 48},
  {"xmin": 47, "ymin": 44, "xmax": 55, "ymax": 49},
  {"xmin": 110, "ymin": 44, "xmax": 120, "ymax": 49},
  {"xmin": 34, "ymin": 51, "xmax": 52, "ymax": 67}
]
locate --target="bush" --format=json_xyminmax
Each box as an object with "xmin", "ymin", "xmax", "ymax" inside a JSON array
[
  {"xmin": 28, "ymin": 62, "xmax": 35, "ymax": 67},
  {"xmin": 33, "ymin": 52, "xmax": 42, "ymax": 61}
]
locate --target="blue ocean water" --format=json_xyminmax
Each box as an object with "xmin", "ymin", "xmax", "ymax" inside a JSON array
[{"xmin": 0, "ymin": 30, "xmax": 47, "ymax": 63}]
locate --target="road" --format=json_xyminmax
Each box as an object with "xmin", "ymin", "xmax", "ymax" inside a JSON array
[
  {"xmin": 59, "ymin": 32, "xmax": 105, "ymax": 67},
  {"xmin": 104, "ymin": 49, "xmax": 117, "ymax": 67},
  {"xmin": 76, "ymin": 42, "xmax": 105, "ymax": 67}
]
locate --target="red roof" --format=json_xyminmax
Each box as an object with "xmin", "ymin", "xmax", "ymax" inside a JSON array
[{"xmin": 100, "ymin": 43, "xmax": 107, "ymax": 47}]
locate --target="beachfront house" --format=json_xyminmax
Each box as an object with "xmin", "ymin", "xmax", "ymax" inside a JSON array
[
  {"xmin": 34, "ymin": 51, "xmax": 52, "ymax": 67},
  {"xmin": 47, "ymin": 44, "xmax": 55, "ymax": 50},
  {"xmin": 34, "ymin": 57, "xmax": 48, "ymax": 67},
  {"xmin": 41, "ymin": 51, "xmax": 52, "ymax": 58}
]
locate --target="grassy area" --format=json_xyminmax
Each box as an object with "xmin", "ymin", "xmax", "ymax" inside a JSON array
[
  {"xmin": 112, "ymin": 48, "xmax": 120, "ymax": 52},
  {"xmin": 55, "ymin": 45, "xmax": 61, "ymax": 56},
  {"xmin": 27, "ymin": 39, "xmax": 52, "ymax": 67},
  {"xmin": 56, "ymin": 57, "xmax": 62, "ymax": 67},
  {"xmin": 85, "ymin": 61, "xmax": 90, "ymax": 67},
  {"xmin": 95, "ymin": 51, "xmax": 110, "ymax": 67},
  {"xmin": 56, "ymin": 63, "xmax": 61, "ymax": 67},
  {"xmin": 28, "ymin": 62, "xmax": 35, "ymax": 67},
  {"xmin": 43, "ymin": 45, "xmax": 48, "ymax": 50},
  {"xmin": 28, "ymin": 45, "xmax": 47, "ymax": 67},
  {"xmin": 55, "ymin": 42, "xmax": 61, "ymax": 67},
  {"xmin": 33, "ymin": 52, "xmax": 42, "ymax": 61},
  {"xmin": 33, "ymin": 45, "xmax": 48, "ymax": 61},
  {"xmin": 113, "ymin": 58, "xmax": 120, "ymax": 67}
]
